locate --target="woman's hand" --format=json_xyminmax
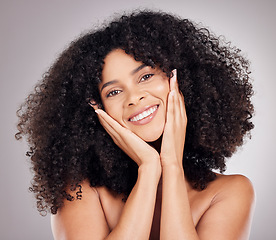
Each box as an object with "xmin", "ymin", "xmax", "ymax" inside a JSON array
[
  {"xmin": 90, "ymin": 104, "xmax": 161, "ymax": 168},
  {"xmin": 160, "ymin": 70, "xmax": 196, "ymax": 239},
  {"xmin": 160, "ymin": 69, "xmax": 187, "ymax": 168}
]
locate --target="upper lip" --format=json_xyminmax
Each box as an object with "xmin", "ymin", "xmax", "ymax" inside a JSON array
[{"xmin": 128, "ymin": 104, "xmax": 159, "ymax": 121}]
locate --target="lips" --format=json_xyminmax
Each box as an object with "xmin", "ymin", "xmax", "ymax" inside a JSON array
[{"xmin": 128, "ymin": 105, "xmax": 159, "ymax": 124}]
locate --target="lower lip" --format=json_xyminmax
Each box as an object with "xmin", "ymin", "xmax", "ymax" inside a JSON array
[{"xmin": 129, "ymin": 105, "xmax": 159, "ymax": 126}]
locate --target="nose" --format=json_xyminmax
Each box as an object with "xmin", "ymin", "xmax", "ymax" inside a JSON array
[{"xmin": 125, "ymin": 87, "xmax": 146, "ymax": 106}]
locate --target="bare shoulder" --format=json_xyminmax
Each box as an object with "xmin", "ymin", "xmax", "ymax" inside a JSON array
[
  {"xmin": 53, "ymin": 179, "xmax": 100, "ymax": 210},
  {"xmin": 196, "ymin": 173, "xmax": 256, "ymax": 239},
  {"xmin": 212, "ymin": 173, "xmax": 255, "ymax": 202},
  {"xmin": 51, "ymin": 180, "xmax": 110, "ymax": 240}
]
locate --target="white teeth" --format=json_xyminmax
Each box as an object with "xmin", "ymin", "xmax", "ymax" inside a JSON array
[{"xmin": 130, "ymin": 106, "xmax": 158, "ymax": 122}]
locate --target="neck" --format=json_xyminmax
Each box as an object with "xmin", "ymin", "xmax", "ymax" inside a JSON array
[{"xmin": 148, "ymin": 136, "xmax": 162, "ymax": 153}]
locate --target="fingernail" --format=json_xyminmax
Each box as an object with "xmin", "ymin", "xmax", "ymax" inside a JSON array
[
  {"xmin": 173, "ymin": 69, "xmax": 177, "ymax": 82},
  {"xmin": 95, "ymin": 109, "xmax": 100, "ymax": 114}
]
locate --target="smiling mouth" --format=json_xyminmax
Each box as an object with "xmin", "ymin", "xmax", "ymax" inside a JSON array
[{"xmin": 129, "ymin": 105, "xmax": 159, "ymax": 122}]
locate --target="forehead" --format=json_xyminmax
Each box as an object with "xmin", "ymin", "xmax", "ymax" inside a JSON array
[
  {"xmin": 103, "ymin": 49, "xmax": 140, "ymax": 71},
  {"xmin": 100, "ymin": 49, "xmax": 145, "ymax": 84}
]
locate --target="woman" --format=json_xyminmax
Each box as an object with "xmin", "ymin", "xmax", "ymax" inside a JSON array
[{"xmin": 16, "ymin": 10, "xmax": 255, "ymax": 239}]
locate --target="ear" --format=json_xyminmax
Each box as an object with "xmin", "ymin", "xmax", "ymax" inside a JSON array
[{"xmin": 88, "ymin": 99, "xmax": 102, "ymax": 110}]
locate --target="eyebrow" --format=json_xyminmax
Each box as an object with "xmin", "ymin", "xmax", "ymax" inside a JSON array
[
  {"xmin": 131, "ymin": 64, "xmax": 147, "ymax": 75},
  {"xmin": 100, "ymin": 80, "xmax": 119, "ymax": 92},
  {"xmin": 100, "ymin": 64, "xmax": 147, "ymax": 92}
]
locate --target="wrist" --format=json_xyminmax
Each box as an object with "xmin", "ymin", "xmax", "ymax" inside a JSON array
[
  {"xmin": 138, "ymin": 160, "xmax": 162, "ymax": 181},
  {"xmin": 162, "ymin": 162, "xmax": 184, "ymax": 175},
  {"xmin": 160, "ymin": 152, "xmax": 183, "ymax": 168},
  {"xmin": 161, "ymin": 158, "xmax": 183, "ymax": 169},
  {"xmin": 161, "ymin": 164, "xmax": 187, "ymax": 190}
]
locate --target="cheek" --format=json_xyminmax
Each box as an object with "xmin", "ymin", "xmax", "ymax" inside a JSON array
[
  {"xmin": 152, "ymin": 79, "xmax": 170, "ymax": 102},
  {"xmin": 103, "ymin": 101, "xmax": 125, "ymax": 123},
  {"xmin": 155, "ymin": 83, "xmax": 168, "ymax": 92}
]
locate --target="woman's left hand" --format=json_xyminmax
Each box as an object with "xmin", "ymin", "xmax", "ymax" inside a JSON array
[{"xmin": 160, "ymin": 69, "xmax": 187, "ymax": 168}]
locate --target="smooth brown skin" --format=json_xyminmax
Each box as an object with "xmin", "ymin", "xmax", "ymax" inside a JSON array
[{"xmin": 51, "ymin": 49, "xmax": 255, "ymax": 240}]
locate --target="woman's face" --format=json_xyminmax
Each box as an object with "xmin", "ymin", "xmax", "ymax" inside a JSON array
[{"xmin": 99, "ymin": 49, "xmax": 170, "ymax": 142}]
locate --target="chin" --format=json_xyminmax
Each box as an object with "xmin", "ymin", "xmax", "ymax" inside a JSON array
[{"xmin": 137, "ymin": 128, "xmax": 164, "ymax": 143}]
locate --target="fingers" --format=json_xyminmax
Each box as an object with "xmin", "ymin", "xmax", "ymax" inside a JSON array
[
  {"xmin": 166, "ymin": 89, "xmax": 175, "ymax": 127},
  {"xmin": 94, "ymin": 109, "xmax": 131, "ymax": 145},
  {"xmin": 88, "ymin": 102, "xmax": 144, "ymax": 156},
  {"xmin": 95, "ymin": 109, "xmax": 121, "ymax": 131},
  {"xmin": 161, "ymin": 70, "xmax": 187, "ymax": 166},
  {"xmin": 169, "ymin": 69, "xmax": 177, "ymax": 92},
  {"xmin": 94, "ymin": 109, "xmax": 126, "ymax": 146},
  {"xmin": 88, "ymin": 100, "xmax": 115, "ymax": 133},
  {"xmin": 88, "ymin": 100, "xmax": 122, "ymax": 134},
  {"xmin": 91, "ymin": 107, "xmax": 159, "ymax": 166},
  {"xmin": 169, "ymin": 69, "xmax": 187, "ymax": 122},
  {"xmin": 88, "ymin": 101, "xmax": 128, "ymax": 146}
]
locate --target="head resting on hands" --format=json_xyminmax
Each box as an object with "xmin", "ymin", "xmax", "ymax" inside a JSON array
[{"xmin": 16, "ymin": 10, "xmax": 254, "ymax": 215}]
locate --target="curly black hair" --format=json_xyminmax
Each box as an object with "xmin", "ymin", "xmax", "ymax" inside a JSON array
[{"xmin": 16, "ymin": 10, "xmax": 254, "ymax": 215}]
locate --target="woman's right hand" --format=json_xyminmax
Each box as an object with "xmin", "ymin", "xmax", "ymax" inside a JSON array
[{"xmin": 92, "ymin": 107, "xmax": 161, "ymax": 168}]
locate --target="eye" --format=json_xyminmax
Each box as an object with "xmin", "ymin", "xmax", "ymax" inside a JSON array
[
  {"xmin": 139, "ymin": 74, "xmax": 154, "ymax": 82},
  {"xmin": 106, "ymin": 89, "xmax": 122, "ymax": 98}
]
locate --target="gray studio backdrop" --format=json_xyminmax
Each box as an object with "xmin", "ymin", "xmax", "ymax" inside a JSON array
[{"xmin": 1, "ymin": 0, "xmax": 275, "ymax": 239}]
